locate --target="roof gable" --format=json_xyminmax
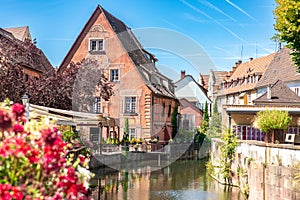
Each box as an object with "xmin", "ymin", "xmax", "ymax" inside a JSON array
[
  {"xmin": 0, "ymin": 27, "xmax": 53, "ymax": 74},
  {"xmin": 253, "ymin": 80, "xmax": 300, "ymax": 104},
  {"xmin": 4, "ymin": 26, "xmax": 31, "ymax": 42},
  {"xmin": 58, "ymin": 5, "xmax": 176, "ymax": 98},
  {"xmin": 175, "ymin": 75, "xmax": 210, "ymax": 102}
]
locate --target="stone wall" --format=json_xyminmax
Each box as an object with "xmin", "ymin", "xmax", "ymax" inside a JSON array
[{"xmin": 211, "ymin": 138, "xmax": 300, "ymax": 200}]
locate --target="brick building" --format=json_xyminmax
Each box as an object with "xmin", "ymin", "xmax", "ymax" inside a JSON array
[{"xmin": 58, "ymin": 5, "xmax": 178, "ymax": 142}]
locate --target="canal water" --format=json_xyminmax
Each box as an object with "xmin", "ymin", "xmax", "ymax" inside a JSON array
[{"xmin": 90, "ymin": 158, "xmax": 243, "ymax": 200}]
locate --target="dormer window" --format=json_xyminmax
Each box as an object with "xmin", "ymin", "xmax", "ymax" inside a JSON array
[{"xmin": 89, "ymin": 39, "xmax": 104, "ymax": 52}]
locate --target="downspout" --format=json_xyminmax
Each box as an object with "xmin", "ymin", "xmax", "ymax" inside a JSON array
[{"xmin": 228, "ymin": 112, "xmax": 232, "ymax": 131}]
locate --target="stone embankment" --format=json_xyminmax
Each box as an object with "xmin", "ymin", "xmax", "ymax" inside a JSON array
[{"xmin": 210, "ymin": 138, "xmax": 300, "ymax": 200}]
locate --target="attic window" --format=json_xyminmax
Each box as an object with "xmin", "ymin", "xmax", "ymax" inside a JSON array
[
  {"xmin": 89, "ymin": 39, "xmax": 104, "ymax": 52},
  {"xmin": 111, "ymin": 21, "xmax": 116, "ymax": 31}
]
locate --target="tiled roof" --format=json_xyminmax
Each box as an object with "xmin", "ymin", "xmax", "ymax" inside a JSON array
[
  {"xmin": 217, "ymin": 53, "xmax": 275, "ymax": 95},
  {"xmin": 212, "ymin": 71, "xmax": 227, "ymax": 86},
  {"xmin": 0, "ymin": 28, "xmax": 53, "ymax": 73},
  {"xmin": 58, "ymin": 5, "xmax": 176, "ymax": 99},
  {"xmin": 101, "ymin": 6, "xmax": 176, "ymax": 98},
  {"xmin": 4, "ymin": 26, "xmax": 31, "ymax": 42},
  {"xmin": 253, "ymin": 80, "xmax": 300, "ymax": 105},
  {"xmin": 198, "ymin": 74, "xmax": 209, "ymax": 90},
  {"xmin": 256, "ymin": 47, "xmax": 300, "ymax": 88},
  {"xmin": 230, "ymin": 53, "xmax": 275, "ymax": 81}
]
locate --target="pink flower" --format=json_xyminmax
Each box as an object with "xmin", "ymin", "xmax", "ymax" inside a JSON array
[
  {"xmin": 0, "ymin": 110, "xmax": 12, "ymax": 130},
  {"xmin": 78, "ymin": 155, "xmax": 86, "ymax": 165},
  {"xmin": 0, "ymin": 184, "xmax": 23, "ymax": 200},
  {"xmin": 13, "ymin": 124, "xmax": 24, "ymax": 133},
  {"xmin": 11, "ymin": 103, "xmax": 25, "ymax": 120}
]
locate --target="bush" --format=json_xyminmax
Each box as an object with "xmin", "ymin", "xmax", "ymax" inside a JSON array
[
  {"xmin": 0, "ymin": 103, "xmax": 92, "ymax": 199},
  {"xmin": 254, "ymin": 110, "xmax": 291, "ymax": 133}
]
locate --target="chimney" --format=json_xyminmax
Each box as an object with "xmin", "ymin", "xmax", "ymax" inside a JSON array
[
  {"xmin": 181, "ymin": 70, "xmax": 186, "ymax": 79},
  {"xmin": 267, "ymin": 85, "xmax": 272, "ymax": 100},
  {"xmin": 232, "ymin": 66, "xmax": 237, "ymax": 72},
  {"xmin": 249, "ymin": 57, "xmax": 253, "ymax": 61},
  {"xmin": 238, "ymin": 60, "xmax": 242, "ymax": 65}
]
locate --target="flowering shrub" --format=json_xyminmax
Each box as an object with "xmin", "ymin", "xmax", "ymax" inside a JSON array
[{"xmin": 0, "ymin": 102, "xmax": 93, "ymax": 199}]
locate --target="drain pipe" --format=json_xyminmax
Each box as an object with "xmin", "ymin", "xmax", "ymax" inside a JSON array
[{"xmin": 228, "ymin": 113, "xmax": 232, "ymax": 131}]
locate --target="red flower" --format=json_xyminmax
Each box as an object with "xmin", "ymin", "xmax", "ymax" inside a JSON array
[
  {"xmin": 78, "ymin": 155, "xmax": 86, "ymax": 165},
  {"xmin": 13, "ymin": 124, "xmax": 24, "ymax": 133},
  {"xmin": 11, "ymin": 103, "xmax": 25, "ymax": 120},
  {"xmin": 0, "ymin": 110, "xmax": 12, "ymax": 130},
  {"xmin": 0, "ymin": 184, "xmax": 23, "ymax": 200},
  {"xmin": 27, "ymin": 148, "xmax": 40, "ymax": 164}
]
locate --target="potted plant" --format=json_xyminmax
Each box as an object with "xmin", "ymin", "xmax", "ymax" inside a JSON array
[
  {"xmin": 134, "ymin": 144, "xmax": 139, "ymax": 152},
  {"xmin": 254, "ymin": 110, "xmax": 291, "ymax": 144},
  {"xmin": 137, "ymin": 138, "xmax": 143, "ymax": 144},
  {"xmin": 130, "ymin": 137, "xmax": 136, "ymax": 145},
  {"xmin": 151, "ymin": 138, "xmax": 158, "ymax": 143}
]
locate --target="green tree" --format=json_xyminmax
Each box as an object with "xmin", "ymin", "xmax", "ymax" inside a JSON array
[
  {"xmin": 124, "ymin": 117, "xmax": 129, "ymax": 140},
  {"xmin": 273, "ymin": 0, "xmax": 300, "ymax": 70},
  {"xmin": 220, "ymin": 130, "xmax": 238, "ymax": 185},
  {"xmin": 171, "ymin": 104, "xmax": 179, "ymax": 138},
  {"xmin": 201, "ymin": 101, "xmax": 209, "ymax": 132},
  {"xmin": 213, "ymin": 100, "xmax": 218, "ymax": 115},
  {"xmin": 124, "ymin": 117, "xmax": 129, "ymax": 134},
  {"xmin": 207, "ymin": 101, "xmax": 222, "ymax": 137}
]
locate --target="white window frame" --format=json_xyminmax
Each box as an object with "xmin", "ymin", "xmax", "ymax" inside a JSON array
[
  {"xmin": 248, "ymin": 92, "xmax": 252, "ymax": 103},
  {"xmin": 89, "ymin": 38, "xmax": 104, "ymax": 52},
  {"xmin": 129, "ymin": 128, "xmax": 136, "ymax": 140},
  {"xmin": 110, "ymin": 69, "xmax": 119, "ymax": 82},
  {"xmin": 94, "ymin": 97, "xmax": 101, "ymax": 113},
  {"xmin": 124, "ymin": 97, "xmax": 137, "ymax": 114}
]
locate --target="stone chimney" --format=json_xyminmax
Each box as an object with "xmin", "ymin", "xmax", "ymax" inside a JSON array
[{"xmin": 181, "ymin": 70, "xmax": 186, "ymax": 79}]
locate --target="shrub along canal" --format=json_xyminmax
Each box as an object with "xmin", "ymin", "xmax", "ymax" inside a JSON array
[{"xmin": 90, "ymin": 158, "xmax": 243, "ymax": 200}]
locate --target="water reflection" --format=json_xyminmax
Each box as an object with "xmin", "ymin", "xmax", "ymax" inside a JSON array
[{"xmin": 91, "ymin": 159, "xmax": 242, "ymax": 200}]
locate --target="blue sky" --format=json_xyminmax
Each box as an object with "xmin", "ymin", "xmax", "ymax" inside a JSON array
[{"xmin": 0, "ymin": 0, "xmax": 277, "ymax": 81}]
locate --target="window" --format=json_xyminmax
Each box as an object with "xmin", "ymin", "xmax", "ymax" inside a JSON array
[
  {"xmin": 24, "ymin": 74, "xmax": 29, "ymax": 82},
  {"xmin": 129, "ymin": 128, "xmax": 136, "ymax": 140},
  {"xmin": 89, "ymin": 127, "xmax": 100, "ymax": 147},
  {"xmin": 94, "ymin": 97, "xmax": 101, "ymax": 113},
  {"xmin": 89, "ymin": 39, "xmax": 104, "ymax": 52},
  {"xmin": 183, "ymin": 119, "xmax": 189, "ymax": 130},
  {"xmin": 295, "ymin": 88, "xmax": 299, "ymax": 96},
  {"xmin": 125, "ymin": 97, "xmax": 136, "ymax": 114},
  {"xmin": 110, "ymin": 69, "xmax": 119, "ymax": 82},
  {"xmin": 168, "ymin": 105, "xmax": 172, "ymax": 117},
  {"xmin": 248, "ymin": 92, "xmax": 252, "ymax": 103},
  {"xmin": 161, "ymin": 102, "xmax": 165, "ymax": 116}
]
